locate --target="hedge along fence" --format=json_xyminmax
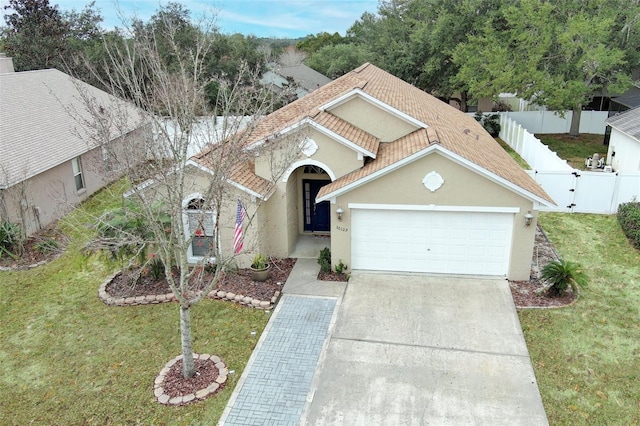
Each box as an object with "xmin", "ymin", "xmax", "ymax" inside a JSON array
[{"xmin": 617, "ymin": 202, "xmax": 640, "ymax": 250}]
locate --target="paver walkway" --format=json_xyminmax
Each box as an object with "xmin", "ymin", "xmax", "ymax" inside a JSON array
[{"xmin": 219, "ymin": 294, "xmax": 337, "ymax": 425}]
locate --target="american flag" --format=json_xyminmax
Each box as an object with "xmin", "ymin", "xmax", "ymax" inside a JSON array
[{"xmin": 233, "ymin": 199, "xmax": 246, "ymax": 254}]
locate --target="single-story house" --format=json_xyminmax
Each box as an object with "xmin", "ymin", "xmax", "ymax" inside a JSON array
[
  {"xmin": 0, "ymin": 58, "xmax": 143, "ymax": 237},
  {"xmin": 260, "ymin": 63, "xmax": 332, "ymax": 100},
  {"xmin": 605, "ymin": 107, "xmax": 640, "ymax": 173},
  {"xmin": 186, "ymin": 63, "xmax": 555, "ymax": 280}
]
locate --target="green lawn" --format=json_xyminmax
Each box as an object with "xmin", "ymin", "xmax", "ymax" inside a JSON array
[
  {"xmin": 0, "ymin": 181, "xmax": 269, "ymax": 425},
  {"xmin": 536, "ymin": 133, "xmax": 608, "ymax": 169},
  {"xmin": 3, "ymin": 182, "xmax": 639, "ymax": 425},
  {"xmin": 522, "ymin": 213, "xmax": 640, "ymax": 425},
  {"xmin": 496, "ymin": 137, "xmax": 531, "ymax": 169}
]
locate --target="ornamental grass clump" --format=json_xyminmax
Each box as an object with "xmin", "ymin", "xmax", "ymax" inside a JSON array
[
  {"xmin": 0, "ymin": 221, "xmax": 23, "ymax": 259},
  {"xmin": 541, "ymin": 259, "xmax": 588, "ymax": 297}
]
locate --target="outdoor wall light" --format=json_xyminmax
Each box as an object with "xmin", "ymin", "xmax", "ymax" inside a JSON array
[
  {"xmin": 336, "ymin": 207, "xmax": 344, "ymax": 221},
  {"xmin": 524, "ymin": 211, "xmax": 534, "ymax": 227}
]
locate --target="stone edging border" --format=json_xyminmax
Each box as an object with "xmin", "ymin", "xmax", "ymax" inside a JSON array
[
  {"xmin": 98, "ymin": 272, "xmax": 280, "ymax": 309},
  {"xmin": 154, "ymin": 353, "xmax": 227, "ymax": 405},
  {"xmin": 0, "ymin": 251, "xmax": 64, "ymax": 272}
]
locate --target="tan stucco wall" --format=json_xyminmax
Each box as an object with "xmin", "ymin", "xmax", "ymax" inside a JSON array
[
  {"xmin": 329, "ymin": 152, "xmax": 537, "ymax": 280},
  {"xmin": 285, "ymin": 174, "xmax": 299, "ymax": 253},
  {"xmin": 181, "ymin": 168, "xmax": 260, "ymax": 268},
  {"xmin": 329, "ymin": 96, "xmax": 418, "ymax": 142}
]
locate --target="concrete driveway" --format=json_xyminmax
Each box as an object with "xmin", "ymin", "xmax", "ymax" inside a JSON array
[{"xmin": 301, "ymin": 273, "xmax": 548, "ymax": 425}]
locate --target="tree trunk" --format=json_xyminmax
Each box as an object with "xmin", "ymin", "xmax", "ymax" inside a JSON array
[
  {"xmin": 569, "ymin": 106, "xmax": 582, "ymax": 137},
  {"xmin": 180, "ymin": 305, "xmax": 195, "ymax": 379},
  {"xmin": 460, "ymin": 91, "xmax": 468, "ymax": 113}
]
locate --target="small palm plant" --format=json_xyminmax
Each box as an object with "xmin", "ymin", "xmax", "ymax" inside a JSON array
[{"xmin": 541, "ymin": 259, "xmax": 588, "ymax": 297}]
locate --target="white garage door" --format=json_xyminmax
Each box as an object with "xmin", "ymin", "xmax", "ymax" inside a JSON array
[{"xmin": 351, "ymin": 208, "xmax": 514, "ymax": 276}]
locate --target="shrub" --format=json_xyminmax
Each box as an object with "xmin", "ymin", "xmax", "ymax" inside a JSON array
[
  {"xmin": 95, "ymin": 200, "xmax": 170, "ymax": 264},
  {"xmin": 617, "ymin": 201, "xmax": 640, "ymax": 250},
  {"xmin": 474, "ymin": 111, "xmax": 501, "ymax": 137},
  {"xmin": 335, "ymin": 259, "xmax": 347, "ymax": 275},
  {"xmin": 0, "ymin": 221, "xmax": 23, "ymax": 259},
  {"xmin": 541, "ymin": 259, "xmax": 588, "ymax": 297},
  {"xmin": 317, "ymin": 247, "xmax": 331, "ymax": 273}
]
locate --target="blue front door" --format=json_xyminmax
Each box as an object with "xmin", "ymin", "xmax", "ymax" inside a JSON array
[{"xmin": 303, "ymin": 179, "xmax": 331, "ymax": 232}]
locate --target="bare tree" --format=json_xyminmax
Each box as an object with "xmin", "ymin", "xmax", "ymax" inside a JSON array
[
  {"xmin": 78, "ymin": 13, "xmax": 299, "ymax": 378},
  {"xmin": 278, "ymin": 45, "xmax": 307, "ymax": 66}
]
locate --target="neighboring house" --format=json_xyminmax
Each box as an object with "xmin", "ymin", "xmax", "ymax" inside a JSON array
[
  {"xmin": 260, "ymin": 63, "xmax": 331, "ymax": 100},
  {"xmin": 0, "ymin": 60, "xmax": 143, "ymax": 237},
  {"xmin": 186, "ymin": 63, "xmax": 555, "ymax": 281},
  {"xmin": 605, "ymin": 107, "xmax": 640, "ymax": 173}
]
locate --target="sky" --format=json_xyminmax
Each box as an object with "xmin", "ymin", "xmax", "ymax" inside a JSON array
[{"xmin": 1, "ymin": 0, "xmax": 380, "ymax": 39}]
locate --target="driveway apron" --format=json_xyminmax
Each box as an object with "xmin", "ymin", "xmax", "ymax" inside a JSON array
[{"xmin": 301, "ymin": 273, "xmax": 548, "ymax": 425}]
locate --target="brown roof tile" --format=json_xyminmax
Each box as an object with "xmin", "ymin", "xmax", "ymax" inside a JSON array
[
  {"xmin": 193, "ymin": 63, "xmax": 552, "ymax": 204},
  {"xmin": 312, "ymin": 111, "xmax": 379, "ymax": 156}
]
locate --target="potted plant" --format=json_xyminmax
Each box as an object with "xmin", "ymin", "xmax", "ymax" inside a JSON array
[{"xmin": 250, "ymin": 253, "xmax": 270, "ymax": 282}]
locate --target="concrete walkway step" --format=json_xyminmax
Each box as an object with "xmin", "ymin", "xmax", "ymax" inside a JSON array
[{"xmin": 282, "ymin": 258, "xmax": 346, "ymax": 298}]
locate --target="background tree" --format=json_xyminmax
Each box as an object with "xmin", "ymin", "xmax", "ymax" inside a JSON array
[
  {"xmin": 296, "ymin": 31, "xmax": 344, "ymax": 55},
  {"xmin": 1, "ymin": 0, "xmax": 69, "ymax": 70},
  {"xmin": 305, "ymin": 43, "xmax": 372, "ymax": 78},
  {"xmin": 453, "ymin": 0, "xmax": 636, "ymax": 135},
  {"xmin": 78, "ymin": 10, "xmax": 299, "ymax": 379},
  {"xmin": 277, "ymin": 45, "xmax": 306, "ymax": 66}
]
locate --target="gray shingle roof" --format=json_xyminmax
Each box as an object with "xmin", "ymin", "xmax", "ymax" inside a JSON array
[
  {"xmin": 606, "ymin": 106, "xmax": 640, "ymax": 140},
  {"xmin": 0, "ymin": 69, "xmax": 141, "ymax": 188},
  {"xmin": 276, "ymin": 64, "xmax": 332, "ymax": 93}
]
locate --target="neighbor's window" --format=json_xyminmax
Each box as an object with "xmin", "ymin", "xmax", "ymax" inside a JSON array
[
  {"xmin": 72, "ymin": 157, "xmax": 85, "ymax": 191},
  {"xmin": 183, "ymin": 196, "xmax": 216, "ymax": 261}
]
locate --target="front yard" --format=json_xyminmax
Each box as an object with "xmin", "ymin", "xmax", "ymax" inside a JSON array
[
  {"xmin": 523, "ymin": 213, "xmax": 640, "ymax": 424},
  {"xmin": 0, "ymin": 182, "xmax": 270, "ymax": 425},
  {"xmin": 2, "ymin": 181, "xmax": 639, "ymax": 424}
]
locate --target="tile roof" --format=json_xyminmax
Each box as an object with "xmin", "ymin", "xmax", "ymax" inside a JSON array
[
  {"xmin": 311, "ymin": 111, "xmax": 379, "ymax": 156},
  {"xmin": 0, "ymin": 69, "xmax": 142, "ymax": 188},
  {"xmin": 606, "ymin": 106, "xmax": 640, "ymax": 139},
  {"xmin": 193, "ymin": 63, "xmax": 553, "ymax": 204},
  {"xmin": 318, "ymin": 129, "xmax": 432, "ymax": 196}
]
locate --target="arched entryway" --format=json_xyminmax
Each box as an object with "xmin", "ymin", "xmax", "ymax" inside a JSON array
[{"xmin": 282, "ymin": 160, "xmax": 335, "ymax": 258}]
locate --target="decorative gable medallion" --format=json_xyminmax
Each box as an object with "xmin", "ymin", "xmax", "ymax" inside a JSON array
[
  {"xmin": 300, "ymin": 137, "xmax": 318, "ymax": 157},
  {"xmin": 423, "ymin": 171, "xmax": 444, "ymax": 192}
]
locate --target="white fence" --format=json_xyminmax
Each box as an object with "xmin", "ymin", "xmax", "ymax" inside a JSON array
[
  {"xmin": 499, "ymin": 110, "xmax": 608, "ymax": 135},
  {"xmin": 499, "ymin": 115, "xmax": 640, "ymax": 214}
]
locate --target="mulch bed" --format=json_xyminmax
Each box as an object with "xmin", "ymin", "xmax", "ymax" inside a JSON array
[
  {"xmin": 163, "ymin": 358, "xmax": 223, "ymax": 399},
  {"xmin": 0, "ymin": 223, "xmax": 68, "ymax": 269},
  {"xmin": 508, "ymin": 225, "xmax": 578, "ymax": 308},
  {"xmin": 318, "ymin": 270, "xmax": 349, "ymax": 282},
  {"xmin": 106, "ymin": 257, "xmax": 296, "ymax": 301}
]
